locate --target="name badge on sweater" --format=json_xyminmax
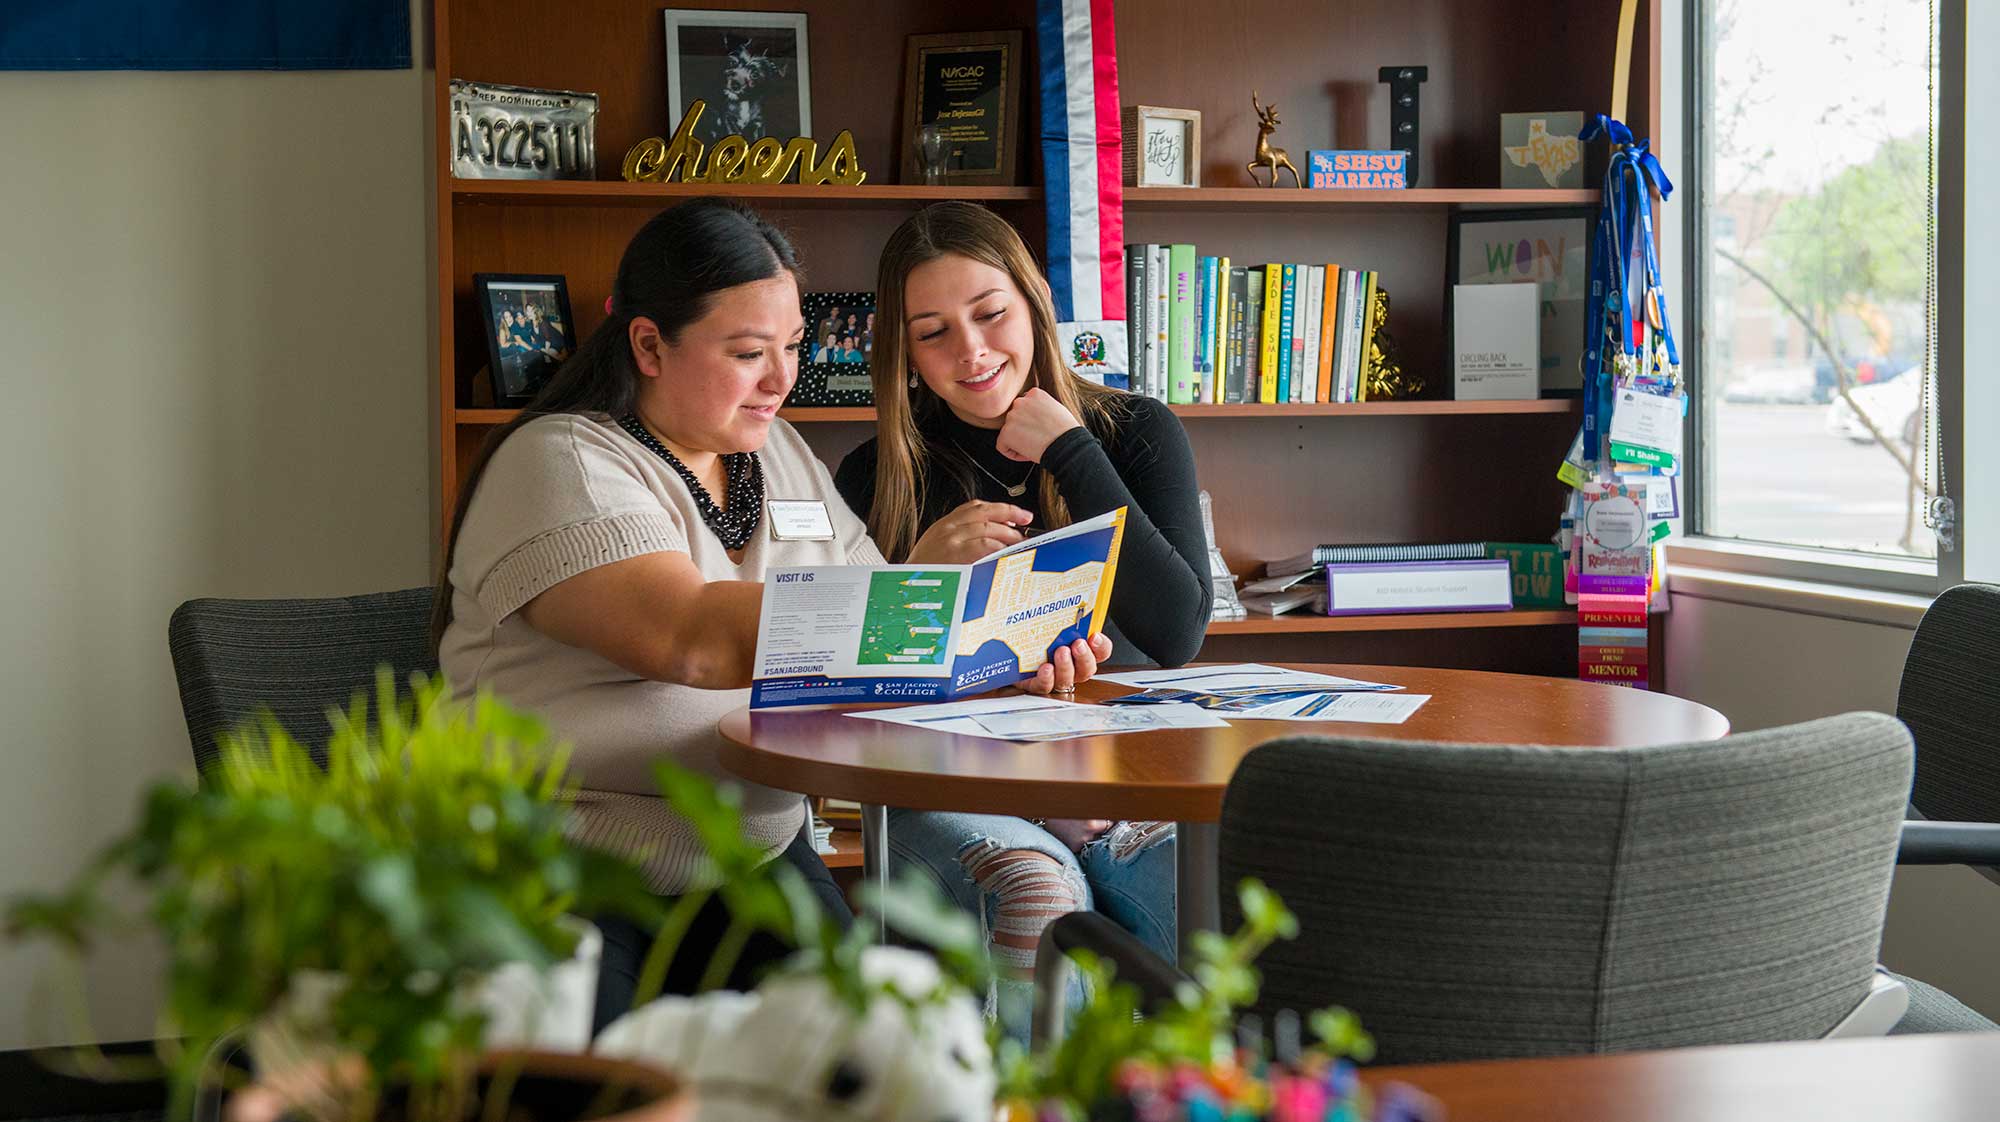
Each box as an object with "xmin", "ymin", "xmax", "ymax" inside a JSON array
[{"xmin": 767, "ymin": 499, "xmax": 836, "ymax": 541}]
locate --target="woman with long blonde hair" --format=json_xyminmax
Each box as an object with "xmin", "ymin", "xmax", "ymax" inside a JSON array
[{"xmin": 833, "ymin": 202, "xmax": 1209, "ymax": 1032}]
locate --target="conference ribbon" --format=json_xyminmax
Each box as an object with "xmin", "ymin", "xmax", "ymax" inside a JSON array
[{"xmin": 1036, "ymin": 0, "xmax": 1129, "ymax": 388}]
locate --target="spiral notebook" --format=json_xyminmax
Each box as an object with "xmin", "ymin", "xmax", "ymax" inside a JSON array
[{"xmin": 1266, "ymin": 542, "xmax": 1487, "ymax": 577}]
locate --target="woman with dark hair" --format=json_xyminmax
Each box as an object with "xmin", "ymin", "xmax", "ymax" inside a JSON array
[
  {"xmin": 833, "ymin": 202, "xmax": 1209, "ymax": 1031},
  {"xmin": 435, "ymin": 198, "xmax": 1114, "ymax": 1031}
]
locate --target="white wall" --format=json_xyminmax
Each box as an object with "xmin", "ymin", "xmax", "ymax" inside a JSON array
[
  {"xmin": 0, "ymin": 53, "xmax": 433, "ymax": 1045},
  {"xmin": 1666, "ymin": 594, "xmax": 2000, "ymax": 1019}
]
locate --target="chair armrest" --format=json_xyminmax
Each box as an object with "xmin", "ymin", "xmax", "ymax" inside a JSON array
[
  {"xmin": 1897, "ymin": 820, "xmax": 2000, "ymax": 865},
  {"xmin": 1032, "ymin": 911, "xmax": 1194, "ymax": 1049},
  {"xmin": 1048, "ymin": 910, "xmax": 1192, "ymax": 1008}
]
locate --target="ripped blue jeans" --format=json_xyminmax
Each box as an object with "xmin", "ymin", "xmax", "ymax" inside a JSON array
[{"xmin": 887, "ymin": 809, "xmax": 1176, "ymax": 1037}]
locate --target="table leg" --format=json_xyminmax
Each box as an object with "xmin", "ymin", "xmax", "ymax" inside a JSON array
[
  {"xmin": 1176, "ymin": 820, "xmax": 1220, "ymax": 964},
  {"xmin": 860, "ymin": 802, "xmax": 889, "ymax": 942}
]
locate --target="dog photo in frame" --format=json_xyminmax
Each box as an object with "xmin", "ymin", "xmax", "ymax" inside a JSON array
[{"xmin": 663, "ymin": 9, "xmax": 810, "ymax": 146}]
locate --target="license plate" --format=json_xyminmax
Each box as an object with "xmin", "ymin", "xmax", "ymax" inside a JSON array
[{"xmin": 450, "ymin": 80, "xmax": 597, "ymax": 180}]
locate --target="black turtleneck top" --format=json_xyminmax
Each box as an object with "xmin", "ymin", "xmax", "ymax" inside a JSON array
[{"xmin": 833, "ymin": 395, "xmax": 1211, "ymax": 668}]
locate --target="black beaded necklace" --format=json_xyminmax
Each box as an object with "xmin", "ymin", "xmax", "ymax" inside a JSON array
[{"xmin": 616, "ymin": 414, "xmax": 764, "ymax": 550}]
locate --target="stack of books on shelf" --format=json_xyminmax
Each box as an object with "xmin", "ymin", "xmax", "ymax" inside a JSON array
[
  {"xmin": 1123, "ymin": 244, "xmax": 1389, "ymax": 405},
  {"xmin": 1245, "ymin": 542, "xmax": 1567, "ymax": 617}
]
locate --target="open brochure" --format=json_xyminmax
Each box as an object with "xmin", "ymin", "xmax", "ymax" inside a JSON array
[{"xmin": 749, "ymin": 508, "xmax": 1127, "ymax": 708}]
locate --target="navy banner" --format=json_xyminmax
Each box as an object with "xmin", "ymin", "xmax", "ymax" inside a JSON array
[{"xmin": 1, "ymin": 2, "xmax": 410, "ymax": 70}]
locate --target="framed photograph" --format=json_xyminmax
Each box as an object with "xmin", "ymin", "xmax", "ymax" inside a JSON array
[
  {"xmin": 662, "ymin": 9, "xmax": 810, "ymax": 146},
  {"xmin": 899, "ymin": 31, "xmax": 1024, "ymax": 187},
  {"xmin": 1446, "ymin": 207, "xmax": 1593, "ymax": 396},
  {"xmin": 474, "ymin": 274, "xmax": 576, "ymax": 407},
  {"xmin": 788, "ymin": 291, "xmax": 877, "ymax": 407},
  {"xmin": 1121, "ymin": 105, "xmax": 1201, "ymax": 188}
]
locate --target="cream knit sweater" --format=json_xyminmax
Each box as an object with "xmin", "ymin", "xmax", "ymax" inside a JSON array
[{"xmin": 441, "ymin": 412, "xmax": 882, "ymax": 893}]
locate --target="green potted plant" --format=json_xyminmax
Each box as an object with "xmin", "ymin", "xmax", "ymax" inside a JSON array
[{"xmin": 7, "ymin": 672, "xmax": 684, "ymax": 1122}]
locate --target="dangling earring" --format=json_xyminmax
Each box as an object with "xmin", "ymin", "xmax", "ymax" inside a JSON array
[{"xmin": 908, "ymin": 371, "xmax": 920, "ymax": 389}]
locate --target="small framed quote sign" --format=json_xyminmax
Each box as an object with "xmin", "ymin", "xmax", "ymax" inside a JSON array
[
  {"xmin": 900, "ymin": 31, "xmax": 1023, "ymax": 186},
  {"xmin": 1121, "ymin": 105, "xmax": 1201, "ymax": 187}
]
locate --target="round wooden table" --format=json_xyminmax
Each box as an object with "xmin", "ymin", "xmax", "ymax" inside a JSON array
[{"xmin": 719, "ymin": 663, "xmax": 1730, "ymax": 956}]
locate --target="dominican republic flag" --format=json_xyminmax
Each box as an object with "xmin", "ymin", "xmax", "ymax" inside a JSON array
[{"xmin": 1037, "ymin": 0, "xmax": 1129, "ymax": 388}]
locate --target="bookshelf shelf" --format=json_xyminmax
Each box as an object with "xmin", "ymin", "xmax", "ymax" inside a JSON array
[
  {"xmin": 821, "ymin": 829, "xmax": 863, "ymax": 870},
  {"xmin": 1123, "ymin": 186, "xmax": 1598, "ymax": 211},
  {"xmin": 451, "ymin": 179, "xmax": 1040, "ymax": 209},
  {"xmin": 1205, "ymin": 610, "xmax": 1575, "ymax": 636},
  {"xmin": 453, "ymin": 400, "xmax": 1579, "ymax": 426}
]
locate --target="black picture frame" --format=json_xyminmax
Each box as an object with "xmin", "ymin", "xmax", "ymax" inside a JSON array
[
  {"xmin": 899, "ymin": 30, "xmax": 1023, "ymax": 187},
  {"xmin": 789, "ymin": 291, "xmax": 876, "ymax": 407},
  {"xmin": 1445, "ymin": 206, "xmax": 1595, "ymax": 398},
  {"xmin": 662, "ymin": 9, "xmax": 810, "ymax": 146},
  {"xmin": 474, "ymin": 273, "xmax": 577, "ymax": 407}
]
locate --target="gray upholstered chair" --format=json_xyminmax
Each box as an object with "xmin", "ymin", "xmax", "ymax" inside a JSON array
[
  {"xmin": 1897, "ymin": 582, "xmax": 2000, "ymax": 845},
  {"xmin": 167, "ymin": 587, "xmax": 437, "ymax": 778},
  {"xmin": 1039, "ymin": 712, "xmax": 1989, "ymax": 1062},
  {"xmin": 1886, "ymin": 582, "xmax": 2000, "ymax": 1030}
]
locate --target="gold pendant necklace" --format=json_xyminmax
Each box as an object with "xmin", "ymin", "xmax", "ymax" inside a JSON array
[{"xmin": 955, "ymin": 441, "xmax": 1033, "ymax": 498}]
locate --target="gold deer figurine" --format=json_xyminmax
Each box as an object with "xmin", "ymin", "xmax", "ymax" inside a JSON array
[{"xmin": 1247, "ymin": 91, "xmax": 1302, "ymax": 188}]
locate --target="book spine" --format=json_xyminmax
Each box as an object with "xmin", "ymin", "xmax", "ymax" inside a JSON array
[
  {"xmin": 1203, "ymin": 255, "xmax": 1221, "ymax": 402},
  {"xmin": 1258, "ymin": 264, "xmax": 1282, "ymax": 403},
  {"xmin": 1357, "ymin": 270, "xmax": 1381, "ymax": 399},
  {"xmin": 1212, "ymin": 255, "xmax": 1230, "ymax": 402},
  {"xmin": 1350, "ymin": 268, "xmax": 1367, "ymax": 403},
  {"xmin": 1338, "ymin": 268, "xmax": 1361, "ymax": 402},
  {"xmin": 1150, "ymin": 245, "xmax": 1169, "ymax": 401},
  {"xmin": 1293, "ymin": 265, "xmax": 1314, "ymax": 403},
  {"xmin": 1322, "ymin": 559, "xmax": 1515, "ymax": 615},
  {"xmin": 1227, "ymin": 266, "xmax": 1250, "ymax": 403},
  {"xmin": 1125, "ymin": 246, "xmax": 1144, "ymax": 394},
  {"xmin": 1192, "ymin": 256, "xmax": 1211, "ymax": 403},
  {"xmin": 1348, "ymin": 269, "xmax": 1371, "ymax": 403},
  {"xmin": 1317, "ymin": 265, "xmax": 1341, "ymax": 403},
  {"xmin": 1303, "ymin": 266, "xmax": 1326, "ymax": 402},
  {"xmin": 1316, "ymin": 542, "xmax": 1487, "ymax": 563},
  {"xmin": 1287, "ymin": 265, "xmax": 1307, "ymax": 402},
  {"xmin": 1168, "ymin": 243, "xmax": 1197, "ymax": 404},
  {"xmin": 1242, "ymin": 267, "xmax": 1264, "ymax": 404},
  {"xmin": 1276, "ymin": 264, "xmax": 1297, "ymax": 403}
]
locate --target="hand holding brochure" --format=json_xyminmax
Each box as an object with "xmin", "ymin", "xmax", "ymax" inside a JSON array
[{"xmin": 751, "ymin": 508, "xmax": 1127, "ymax": 708}]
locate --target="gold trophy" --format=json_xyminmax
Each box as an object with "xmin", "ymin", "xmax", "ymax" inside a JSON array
[{"xmin": 1363, "ymin": 287, "xmax": 1423, "ymax": 400}]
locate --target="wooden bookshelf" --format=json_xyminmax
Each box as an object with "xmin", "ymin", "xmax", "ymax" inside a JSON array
[
  {"xmin": 1122, "ymin": 186, "xmax": 1599, "ymax": 211},
  {"xmin": 1206, "ymin": 611, "xmax": 1574, "ymax": 636},
  {"xmin": 451, "ymin": 180, "xmax": 1592, "ymax": 212},
  {"xmin": 432, "ymin": 0, "xmax": 1662, "ymax": 684},
  {"xmin": 451, "ymin": 179, "xmax": 1040, "ymax": 209},
  {"xmin": 821, "ymin": 829, "xmax": 863, "ymax": 871},
  {"xmin": 454, "ymin": 398, "xmax": 1576, "ymax": 424}
]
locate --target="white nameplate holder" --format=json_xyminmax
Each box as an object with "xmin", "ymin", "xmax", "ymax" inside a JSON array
[{"xmin": 766, "ymin": 499, "xmax": 836, "ymax": 541}]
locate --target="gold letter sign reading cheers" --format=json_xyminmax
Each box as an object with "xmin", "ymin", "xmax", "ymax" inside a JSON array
[{"xmin": 621, "ymin": 100, "xmax": 867, "ymax": 185}]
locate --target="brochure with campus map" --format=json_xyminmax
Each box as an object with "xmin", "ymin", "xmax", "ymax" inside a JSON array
[{"xmin": 749, "ymin": 508, "xmax": 1127, "ymax": 708}]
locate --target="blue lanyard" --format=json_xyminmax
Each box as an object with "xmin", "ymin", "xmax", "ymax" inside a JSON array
[
  {"xmin": 1630, "ymin": 170, "xmax": 1679, "ymax": 371},
  {"xmin": 1576, "ymin": 115, "xmax": 1678, "ymax": 469}
]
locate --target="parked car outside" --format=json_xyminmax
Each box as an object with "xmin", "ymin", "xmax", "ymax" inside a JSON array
[
  {"xmin": 1721, "ymin": 365, "xmax": 1819, "ymax": 404},
  {"xmin": 1825, "ymin": 366, "xmax": 1921, "ymax": 446}
]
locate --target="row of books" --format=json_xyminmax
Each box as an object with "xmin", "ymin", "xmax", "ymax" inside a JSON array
[{"xmin": 1122, "ymin": 244, "xmax": 1389, "ymax": 405}]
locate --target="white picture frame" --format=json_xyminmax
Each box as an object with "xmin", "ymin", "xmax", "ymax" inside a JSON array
[{"xmin": 662, "ymin": 9, "xmax": 811, "ymax": 145}]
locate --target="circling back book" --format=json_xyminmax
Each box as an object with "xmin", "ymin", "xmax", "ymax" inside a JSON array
[{"xmin": 749, "ymin": 508, "xmax": 1128, "ymax": 708}]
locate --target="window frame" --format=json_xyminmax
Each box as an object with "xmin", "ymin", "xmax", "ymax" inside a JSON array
[{"xmin": 1676, "ymin": 0, "xmax": 1966, "ymax": 596}]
